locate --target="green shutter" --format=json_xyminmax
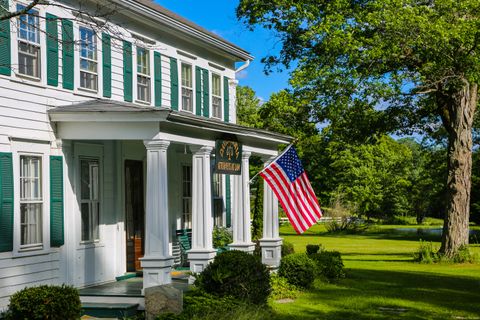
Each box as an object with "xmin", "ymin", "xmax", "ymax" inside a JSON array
[
  {"xmin": 0, "ymin": 152, "xmax": 13, "ymax": 252},
  {"xmin": 170, "ymin": 57, "xmax": 178, "ymax": 110},
  {"xmin": 102, "ymin": 33, "xmax": 111, "ymax": 98},
  {"xmin": 62, "ymin": 19, "xmax": 74, "ymax": 90},
  {"xmin": 154, "ymin": 51, "xmax": 162, "ymax": 107},
  {"xmin": 50, "ymin": 156, "xmax": 64, "ymax": 247},
  {"xmin": 202, "ymin": 69, "xmax": 209, "ymax": 118},
  {"xmin": 224, "ymin": 77, "xmax": 230, "ymax": 122},
  {"xmin": 226, "ymin": 175, "xmax": 231, "ymax": 228},
  {"xmin": 123, "ymin": 41, "xmax": 132, "ymax": 102},
  {"xmin": 0, "ymin": 0, "xmax": 11, "ymax": 76},
  {"xmin": 195, "ymin": 66, "xmax": 202, "ymax": 116},
  {"xmin": 46, "ymin": 13, "xmax": 58, "ymax": 86}
]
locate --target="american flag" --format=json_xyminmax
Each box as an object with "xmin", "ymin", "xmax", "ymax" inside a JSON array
[{"xmin": 260, "ymin": 146, "xmax": 322, "ymax": 234}]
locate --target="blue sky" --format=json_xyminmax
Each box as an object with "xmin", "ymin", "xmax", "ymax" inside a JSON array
[{"xmin": 156, "ymin": 0, "xmax": 291, "ymax": 101}]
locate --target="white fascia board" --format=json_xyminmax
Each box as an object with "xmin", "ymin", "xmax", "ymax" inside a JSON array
[
  {"xmin": 49, "ymin": 112, "xmax": 168, "ymax": 122},
  {"xmin": 115, "ymin": 0, "xmax": 254, "ymax": 61}
]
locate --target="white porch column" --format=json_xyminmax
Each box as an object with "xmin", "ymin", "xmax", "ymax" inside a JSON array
[
  {"xmin": 260, "ymin": 155, "xmax": 282, "ymax": 270},
  {"xmin": 229, "ymin": 151, "xmax": 255, "ymax": 253},
  {"xmin": 187, "ymin": 146, "xmax": 216, "ymax": 275},
  {"xmin": 140, "ymin": 140, "xmax": 173, "ymax": 290}
]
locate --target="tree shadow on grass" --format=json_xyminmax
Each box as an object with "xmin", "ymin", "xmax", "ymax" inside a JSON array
[{"xmin": 271, "ymin": 268, "xmax": 480, "ymax": 320}]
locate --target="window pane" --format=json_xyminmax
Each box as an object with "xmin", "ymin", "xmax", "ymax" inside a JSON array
[
  {"xmin": 21, "ymin": 203, "xmax": 42, "ymax": 245},
  {"xmin": 137, "ymin": 75, "xmax": 151, "ymax": 102},
  {"xmin": 18, "ymin": 42, "xmax": 40, "ymax": 78},
  {"xmin": 181, "ymin": 64, "xmax": 192, "ymax": 88},
  {"xmin": 137, "ymin": 47, "xmax": 149, "ymax": 75},
  {"xmin": 212, "ymin": 74, "xmax": 221, "ymax": 96},
  {"xmin": 81, "ymin": 203, "xmax": 90, "ymax": 241}
]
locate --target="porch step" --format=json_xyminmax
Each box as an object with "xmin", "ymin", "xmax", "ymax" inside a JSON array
[{"xmin": 81, "ymin": 302, "xmax": 139, "ymax": 319}]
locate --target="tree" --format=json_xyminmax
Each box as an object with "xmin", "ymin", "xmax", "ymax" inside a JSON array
[{"xmin": 237, "ymin": 0, "xmax": 480, "ymax": 257}]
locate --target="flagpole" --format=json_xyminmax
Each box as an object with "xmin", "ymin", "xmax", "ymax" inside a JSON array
[{"xmin": 248, "ymin": 142, "xmax": 296, "ymax": 185}]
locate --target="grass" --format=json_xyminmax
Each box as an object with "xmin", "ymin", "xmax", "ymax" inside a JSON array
[{"xmin": 270, "ymin": 223, "xmax": 480, "ymax": 320}]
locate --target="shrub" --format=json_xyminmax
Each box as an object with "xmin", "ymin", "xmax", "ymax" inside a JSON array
[
  {"xmin": 281, "ymin": 241, "xmax": 295, "ymax": 256},
  {"xmin": 212, "ymin": 227, "xmax": 233, "ymax": 249},
  {"xmin": 310, "ymin": 251, "xmax": 346, "ymax": 281},
  {"xmin": 269, "ymin": 273, "xmax": 298, "ymax": 300},
  {"xmin": 306, "ymin": 244, "xmax": 323, "ymax": 256},
  {"xmin": 413, "ymin": 241, "xmax": 478, "ymax": 264},
  {"xmin": 7, "ymin": 284, "xmax": 81, "ymax": 320},
  {"xmin": 278, "ymin": 253, "xmax": 316, "ymax": 288},
  {"xmin": 195, "ymin": 250, "xmax": 271, "ymax": 304},
  {"xmin": 325, "ymin": 218, "xmax": 368, "ymax": 234},
  {"xmin": 413, "ymin": 240, "xmax": 439, "ymax": 263}
]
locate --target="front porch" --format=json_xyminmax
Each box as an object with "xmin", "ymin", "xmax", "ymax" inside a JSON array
[{"xmin": 49, "ymin": 100, "xmax": 291, "ymax": 294}]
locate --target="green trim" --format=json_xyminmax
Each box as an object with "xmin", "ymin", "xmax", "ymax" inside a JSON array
[
  {"xmin": 195, "ymin": 66, "xmax": 202, "ymax": 116},
  {"xmin": 0, "ymin": 152, "xmax": 13, "ymax": 252},
  {"xmin": 223, "ymin": 76, "xmax": 230, "ymax": 122},
  {"xmin": 102, "ymin": 33, "xmax": 112, "ymax": 98},
  {"xmin": 123, "ymin": 41, "xmax": 133, "ymax": 102},
  {"xmin": 154, "ymin": 51, "xmax": 162, "ymax": 107},
  {"xmin": 170, "ymin": 57, "xmax": 178, "ymax": 110},
  {"xmin": 0, "ymin": 0, "xmax": 11, "ymax": 76},
  {"xmin": 202, "ymin": 69, "xmax": 209, "ymax": 118},
  {"xmin": 46, "ymin": 13, "xmax": 58, "ymax": 86},
  {"xmin": 50, "ymin": 156, "xmax": 64, "ymax": 247},
  {"xmin": 62, "ymin": 19, "xmax": 74, "ymax": 90}
]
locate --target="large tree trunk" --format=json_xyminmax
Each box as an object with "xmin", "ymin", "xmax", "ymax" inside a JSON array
[{"xmin": 438, "ymin": 81, "xmax": 477, "ymax": 257}]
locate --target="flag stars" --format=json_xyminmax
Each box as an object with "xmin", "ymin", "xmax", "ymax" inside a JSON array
[{"xmin": 277, "ymin": 147, "xmax": 304, "ymax": 181}]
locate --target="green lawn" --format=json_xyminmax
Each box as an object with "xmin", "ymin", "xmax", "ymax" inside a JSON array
[{"xmin": 271, "ymin": 224, "xmax": 480, "ymax": 320}]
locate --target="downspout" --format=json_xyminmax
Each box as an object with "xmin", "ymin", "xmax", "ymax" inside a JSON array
[
  {"xmin": 233, "ymin": 60, "xmax": 251, "ymax": 123},
  {"xmin": 235, "ymin": 59, "xmax": 251, "ymax": 74}
]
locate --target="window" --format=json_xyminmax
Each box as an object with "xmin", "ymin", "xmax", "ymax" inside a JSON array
[
  {"xmin": 17, "ymin": 5, "xmax": 41, "ymax": 78},
  {"xmin": 212, "ymin": 74, "xmax": 222, "ymax": 119},
  {"xmin": 213, "ymin": 173, "xmax": 223, "ymax": 226},
  {"xmin": 137, "ymin": 47, "xmax": 150, "ymax": 103},
  {"xmin": 20, "ymin": 155, "xmax": 43, "ymax": 248},
  {"xmin": 182, "ymin": 165, "xmax": 192, "ymax": 229},
  {"xmin": 181, "ymin": 63, "xmax": 193, "ymax": 112},
  {"xmin": 79, "ymin": 27, "xmax": 97, "ymax": 91},
  {"xmin": 80, "ymin": 158, "xmax": 100, "ymax": 242}
]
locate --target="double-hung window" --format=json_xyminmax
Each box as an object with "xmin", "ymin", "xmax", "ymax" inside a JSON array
[
  {"xmin": 17, "ymin": 4, "xmax": 41, "ymax": 78},
  {"xmin": 181, "ymin": 63, "xmax": 193, "ymax": 112},
  {"xmin": 20, "ymin": 155, "xmax": 43, "ymax": 248},
  {"xmin": 137, "ymin": 47, "xmax": 150, "ymax": 103},
  {"xmin": 80, "ymin": 158, "xmax": 100, "ymax": 242},
  {"xmin": 79, "ymin": 27, "xmax": 98, "ymax": 91},
  {"xmin": 182, "ymin": 165, "xmax": 192, "ymax": 229},
  {"xmin": 212, "ymin": 74, "xmax": 222, "ymax": 119}
]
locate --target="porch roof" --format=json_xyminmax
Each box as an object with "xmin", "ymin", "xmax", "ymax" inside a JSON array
[{"xmin": 48, "ymin": 99, "xmax": 293, "ymax": 150}]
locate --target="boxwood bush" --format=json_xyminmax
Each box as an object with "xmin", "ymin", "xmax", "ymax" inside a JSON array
[
  {"xmin": 7, "ymin": 284, "xmax": 81, "ymax": 320},
  {"xmin": 311, "ymin": 251, "xmax": 346, "ymax": 281},
  {"xmin": 281, "ymin": 241, "xmax": 295, "ymax": 256},
  {"xmin": 195, "ymin": 250, "xmax": 271, "ymax": 304},
  {"xmin": 278, "ymin": 253, "xmax": 316, "ymax": 288}
]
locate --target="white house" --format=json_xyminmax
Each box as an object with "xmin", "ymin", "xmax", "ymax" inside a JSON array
[{"xmin": 0, "ymin": 0, "xmax": 288, "ymax": 309}]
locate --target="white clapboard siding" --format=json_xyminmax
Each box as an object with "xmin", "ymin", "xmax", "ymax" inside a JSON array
[{"xmin": 161, "ymin": 55, "xmax": 171, "ymax": 107}]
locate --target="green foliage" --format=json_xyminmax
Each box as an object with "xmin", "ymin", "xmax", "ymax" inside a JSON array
[
  {"xmin": 310, "ymin": 251, "xmax": 346, "ymax": 281},
  {"xmin": 269, "ymin": 273, "xmax": 298, "ymax": 300},
  {"xmin": 413, "ymin": 241, "xmax": 478, "ymax": 264},
  {"xmin": 325, "ymin": 218, "xmax": 368, "ymax": 234},
  {"xmin": 306, "ymin": 244, "xmax": 322, "ymax": 256},
  {"xmin": 278, "ymin": 253, "xmax": 316, "ymax": 288},
  {"xmin": 212, "ymin": 226, "xmax": 232, "ymax": 249},
  {"xmin": 7, "ymin": 284, "xmax": 81, "ymax": 320},
  {"xmin": 195, "ymin": 251, "xmax": 271, "ymax": 304},
  {"xmin": 281, "ymin": 241, "xmax": 295, "ymax": 256},
  {"xmin": 413, "ymin": 241, "xmax": 439, "ymax": 264}
]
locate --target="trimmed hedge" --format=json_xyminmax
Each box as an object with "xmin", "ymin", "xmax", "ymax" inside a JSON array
[
  {"xmin": 311, "ymin": 251, "xmax": 346, "ymax": 281},
  {"xmin": 196, "ymin": 250, "xmax": 271, "ymax": 304},
  {"xmin": 278, "ymin": 253, "xmax": 316, "ymax": 288},
  {"xmin": 7, "ymin": 284, "xmax": 81, "ymax": 320}
]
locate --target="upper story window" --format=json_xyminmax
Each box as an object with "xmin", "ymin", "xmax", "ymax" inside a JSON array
[
  {"xmin": 181, "ymin": 63, "xmax": 193, "ymax": 112},
  {"xmin": 212, "ymin": 73, "xmax": 222, "ymax": 119},
  {"xmin": 20, "ymin": 155, "xmax": 43, "ymax": 249},
  {"xmin": 79, "ymin": 27, "xmax": 97, "ymax": 91},
  {"xmin": 17, "ymin": 4, "xmax": 41, "ymax": 78},
  {"xmin": 137, "ymin": 47, "xmax": 150, "ymax": 103}
]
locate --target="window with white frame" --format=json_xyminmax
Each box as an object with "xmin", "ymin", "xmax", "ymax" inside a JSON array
[
  {"xmin": 20, "ymin": 155, "xmax": 43, "ymax": 248},
  {"xmin": 17, "ymin": 4, "xmax": 41, "ymax": 78},
  {"xmin": 137, "ymin": 47, "xmax": 151, "ymax": 103},
  {"xmin": 212, "ymin": 74, "xmax": 222, "ymax": 119},
  {"xmin": 212, "ymin": 173, "xmax": 223, "ymax": 226},
  {"xmin": 182, "ymin": 165, "xmax": 192, "ymax": 229},
  {"xmin": 79, "ymin": 27, "xmax": 98, "ymax": 91},
  {"xmin": 80, "ymin": 158, "xmax": 100, "ymax": 242},
  {"xmin": 181, "ymin": 63, "xmax": 193, "ymax": 112}
]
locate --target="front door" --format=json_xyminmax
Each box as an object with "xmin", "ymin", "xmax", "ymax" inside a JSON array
[{"xmin": 125, "ymin": 160, "xmax": 144, "ymax": 272}]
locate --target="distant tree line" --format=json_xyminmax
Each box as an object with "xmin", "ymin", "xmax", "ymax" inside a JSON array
[{"xmin": 238, "ymin": 86, "xmax": 480, "ymax": 225}]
